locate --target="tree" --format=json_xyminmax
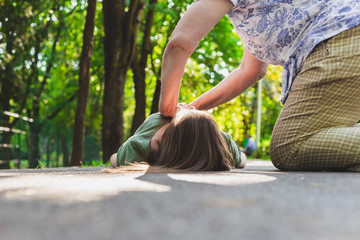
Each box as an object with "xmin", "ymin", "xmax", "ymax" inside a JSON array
[
  {"xmin": 0, "ymin": 1, "xmax": 57, "ymax": 168},
  {"xmin": 130, "ymin": 0, "xmax": 157, "ymax": 135},
  {"xmin": 102, "ymin": 0, "xmax": 145, "ymax": 163},
  {"xmin": 70, "ymin": 0, "xmax": 97, "ymax": 166}
]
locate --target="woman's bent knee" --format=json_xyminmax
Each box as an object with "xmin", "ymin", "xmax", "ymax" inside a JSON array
[
  {"xmin": 269, "ymin": 136, "xmax": 290, "ymax": 170},
  {"xmin": 269, "ymin": 132, "xmax": 302, "ymax": 171}
]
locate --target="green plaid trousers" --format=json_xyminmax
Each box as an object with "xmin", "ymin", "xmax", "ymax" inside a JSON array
[{"xmin": 270, "ymin": 24, "xmax": 360, "ymax": 172}]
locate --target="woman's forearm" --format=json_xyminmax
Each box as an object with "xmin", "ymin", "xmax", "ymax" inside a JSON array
[
  {"xmin": 159, "ymin": 0, "xmax": 234, "ymax": 117},
  {"xmin": 189, "ymin": 67, "xmax": 261, "ymax": 110},
  {"xmin": 190, "ymin": 49, "xmax": 269, "ymax": 110},
  {"xmin": 159, "ymin": 42, "xmax": 191, "ymax": 117}
]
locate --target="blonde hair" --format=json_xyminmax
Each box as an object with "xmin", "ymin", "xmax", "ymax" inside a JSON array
[
  {"xmin": 103, "ymin": 162, "xmax": 183, "ymax": 173},
  {"xmin": 146, "ymin": 109, "xmax": 235, "ymax": 171}
]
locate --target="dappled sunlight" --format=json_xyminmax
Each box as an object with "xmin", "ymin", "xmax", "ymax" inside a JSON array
[
  {"xmin": 167, "ymin": 172, "xmax": 277, "ymax": 186},
  {"xmin": 0, "ymin": 161, "xmax": 280, "ymax": 203},
  {"xmin": 0, "ymin": 174, "xmax": 171, "ymax": 203}
]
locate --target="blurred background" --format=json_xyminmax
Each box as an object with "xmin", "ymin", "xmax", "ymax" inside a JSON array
[{"xmin": 0, "ymin": 0, "xmax": 283, "ymax": 169}]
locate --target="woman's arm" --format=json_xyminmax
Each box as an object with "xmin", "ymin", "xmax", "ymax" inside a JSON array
[
  {"xmin": 189, "ymin": 48, "xmax": 269, "ymax": 110},
  {"xmin": 159, "ymin": 0, "xmax": 234, "ymax": 117}
]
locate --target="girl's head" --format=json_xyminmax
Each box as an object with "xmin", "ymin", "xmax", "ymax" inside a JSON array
[{"xmin": 147, "ymin": 109, "xmax": 235, "ymax": 171}]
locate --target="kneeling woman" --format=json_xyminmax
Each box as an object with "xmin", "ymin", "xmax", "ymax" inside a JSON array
[{"xmin": 110, "ymin": 109, "xmax": 246, "ymax": 171}]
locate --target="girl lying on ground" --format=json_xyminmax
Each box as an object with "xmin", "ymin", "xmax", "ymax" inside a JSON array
[{"xmin": 110, "ymin": 108, "xmax": 246, "ymax": 171}]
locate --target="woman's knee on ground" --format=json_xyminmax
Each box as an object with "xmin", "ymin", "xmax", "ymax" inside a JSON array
[
  {"xmin": 269, "ymin": 125, "xmax": 308, "ymax": 171},
  {"xmin": 269, "ymin": 134, "xmax": 295, "ymax": 171}
]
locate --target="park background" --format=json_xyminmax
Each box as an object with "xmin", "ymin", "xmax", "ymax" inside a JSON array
[{"xmin": 0, "ymin": 0, "xmax": 283, "ymax": 169}]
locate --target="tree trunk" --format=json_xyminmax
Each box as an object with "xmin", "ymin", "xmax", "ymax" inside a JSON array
[
  {"xmin": 102, "ymin": 68, "xmax": 126, "ymax": 163},
  {"xmin": 27, "ymin": 32, "xmax": 44, "ymax": 168},
  {"xmin": 28, "ymin": 101, "xmax": 41, "ymax": 168},
  {"xmin": 151, "ymin": 79, "xmax": 161, "ymax": 114},
  {"xmin": 46, "ymin": 137, "xmax": 51, "ymax": 168},
  {"xmin": 28, "ymin": 124, "xmax": 41, "ymax": 168},
  {"xmin": 130, "ymin": 65, "xmax": 146, "ymax": 135},
  {"xmin": 0, "ymin": 92, "xmax": 12, "ymax": 169},
  {"xmin": 0, "ymin": 5, "xmax": 17, "ymax": 169},
  {"xmin": 56, "ymin": 136, "xmax": 60, "ymax": 167},
  {"xmin": 61, "ymin": 133, "xmax": 70, "ymax": 167},
  {"xmin": 102, "ymin": 0, "xmax": 144, "ymax": 163},
  {"xmin": 130, "ymin": 0, "xmax": 157, "ymax": 134},
  {"xmin": 70, "ymin": 0, "xmax": 97, "ymax": 166},
  {"xmin": 0, "ymin": 132, "xmax": 12, "ymax": 169},
  {"xmin": 0, "ymin": 52, "xmax": 16, "ymax": 169}
]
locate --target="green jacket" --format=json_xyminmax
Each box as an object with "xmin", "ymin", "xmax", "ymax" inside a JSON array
[{"xmin": 117, "ymin": 113, "xmax": 243, "ymax": 167}]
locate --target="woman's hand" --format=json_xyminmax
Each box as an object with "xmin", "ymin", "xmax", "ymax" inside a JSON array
[
  {"xmin": 177, "ymin": 103, "xmax": 189, "ymax": 112},
  {"xmin": 177, "ymin": 103, "xmax": 196, "ymax": 112}
]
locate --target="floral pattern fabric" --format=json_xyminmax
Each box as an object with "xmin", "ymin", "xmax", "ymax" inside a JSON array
[{"xmin": 227, "ymin": 0, "xmax": 360, "ymax": 103}]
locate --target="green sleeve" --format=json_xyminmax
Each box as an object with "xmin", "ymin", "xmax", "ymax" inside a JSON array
[
  {"xmin": 116, "ymin": 113, "xmax": 171, "ymax": 166},
  {"xmin": 220, "ymin": 131, "xmax": 242, "ymax": 168}
]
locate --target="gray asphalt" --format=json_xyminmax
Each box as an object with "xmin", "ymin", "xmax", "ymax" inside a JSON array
[{"xmin": 0, "ymin": 160, "xmax": 359, "ymax": 240}]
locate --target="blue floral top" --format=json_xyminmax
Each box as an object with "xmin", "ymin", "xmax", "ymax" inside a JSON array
[{"xmin": 227, "ymin": 0, "xmax": 360, "ymax": 103}]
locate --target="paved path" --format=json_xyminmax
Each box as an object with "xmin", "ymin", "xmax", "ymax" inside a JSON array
[{"xmin": 0, "ymin": 160, "xmax": 359, "ymax": 240}]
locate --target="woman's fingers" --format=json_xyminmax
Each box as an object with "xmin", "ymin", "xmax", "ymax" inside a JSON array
[{"xmin": 177, "ymin": 103, "xmax": 197, "ymax": 112}]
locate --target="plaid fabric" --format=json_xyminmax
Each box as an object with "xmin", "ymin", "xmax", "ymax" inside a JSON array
[{"xmin": 270, "ymin": 24, "xmax": 360, "ymax": 171}]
